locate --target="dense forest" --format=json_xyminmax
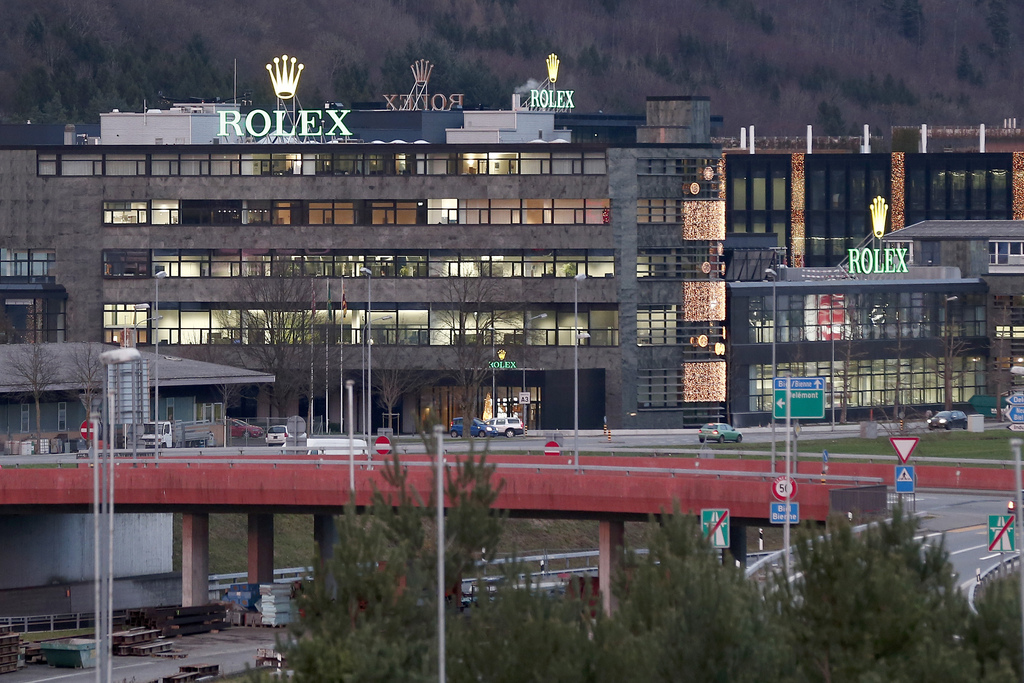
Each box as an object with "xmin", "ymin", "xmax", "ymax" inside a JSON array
[{"xmin": 0, "ymin": 0, "xmax": 1021, "ymax": 137}]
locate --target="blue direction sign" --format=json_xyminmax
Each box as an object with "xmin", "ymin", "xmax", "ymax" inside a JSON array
[
  {"xmin": 770, "ymin": 502, "xmax": 799, "ymax": 524},
  {"xmin": 773, "ymin": 377, "xmax": 827, "ymax": 419},
  {"xmin": 895, "ymin": 465, "xmax": 915, "ymax": 493},
  {"xmin": 1006, "ymin": 393, "xmax": 1024, "ymax": 406},
  {"xmin": 1008, "ymin": 406, "xmax": 1024, "ymax": 423}
]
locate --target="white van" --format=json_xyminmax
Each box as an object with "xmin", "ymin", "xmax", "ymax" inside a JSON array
[{"xmin": 304, "ymin": 437, "xmax": 369, "ymax": 455}]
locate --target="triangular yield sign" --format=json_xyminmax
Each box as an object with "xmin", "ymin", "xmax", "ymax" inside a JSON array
[{"xmin": 890, "ymin": 437, "xmax": 919, "ymax": 463}]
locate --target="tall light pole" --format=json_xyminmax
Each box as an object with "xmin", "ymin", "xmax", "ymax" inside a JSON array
[
  {"xmin": 153, "ymin": 270, "xmax": 167, "ymax": 456},
  {"xmin": 362, "ymin": 315, "xmax": 391, "ymax": 451},
  {"xmin": 360, "ymin": 267, "xmax": 372, "ymax": 443},
  {"xmin": 765, "ymin": 268, "xmax": 778, "ymax": 474},
  {"xmin": 523, "ymin": 313, "xmax": 547, "ymax": 429},
  {"xmin": 943, "ymin": 295, "xmax": 959, "ymax": 411},
  {"xmin": 573, "ymin": 273, "xmax": 587, "ymax": 470},
  {"xmin": 96, "ymin": 346, "xmax": 140, "ymax": 683}
]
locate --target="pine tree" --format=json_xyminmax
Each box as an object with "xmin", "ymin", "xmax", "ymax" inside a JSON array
[{"xmin": 773, "ymin": 507, "xmax": 982, "ymax": 682}]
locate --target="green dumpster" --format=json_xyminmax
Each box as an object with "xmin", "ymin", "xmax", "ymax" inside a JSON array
[{"xmin": 40, "ymin": 639, "xmax": 97, "ymax": 668}]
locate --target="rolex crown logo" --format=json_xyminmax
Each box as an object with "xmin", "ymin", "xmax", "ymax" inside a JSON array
[
  {"xmin": 869, "ymin": 195, "xmax": 888, "ymax": 238},
  {"xmin": 410, "ymin": 59, "xmax": 433, "ymax": 86},
  {"xmin": 266, "ymin": 54, "xmax": 304, "ymax": 100},
  {"xmin": 546, "ymin": 53, "xmax": 560, "ymax": 83}
]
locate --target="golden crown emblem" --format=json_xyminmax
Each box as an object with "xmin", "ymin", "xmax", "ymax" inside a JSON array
[
  {"xmin": 546, "ymin": 54, "xmax": 560, "ymax": 83},
  {"xmin": 410, "ymin": 59, "xmax": 433, "ymax": 86},
  {"xmin": 869, "ymin": 196, "xmax": 888, "ymax": 238},
  {"xmin": 266, "ymin": 54, "xmax": 304, "ymax": 100},
  {"xmin": 497, "ymin": 348, "xmax": 507, "ymax": 361}
]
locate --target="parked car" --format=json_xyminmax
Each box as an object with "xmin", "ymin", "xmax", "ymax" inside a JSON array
[
  {"xmin": 927, "ymin": 410, "xmax": 968, "ymax": 430},
  {"xmin": 229, "ymin": 419, "xmax": 264, "ymax": 438},
  {"xmin": 698, "ymin": 423, "xmax": 742, "ymax": 443},
  {"xmin": 266, "ymin": 425, "xmax": 289, "ymax": 446},
  {"xmin": 487, "ymin": 416, "xmax": 525, "ymax": 437},
  {"xmin": 449, "ymin": 417, "xmax": 494, "ymax": 438}
]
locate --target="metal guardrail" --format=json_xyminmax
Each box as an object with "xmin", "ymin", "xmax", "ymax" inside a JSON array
[
  {"xmin": 968, "ymin": 554, "xmax": 1020, "ymax": 614},
  {"xmin": 0, "ymin": 610, "xmax": 126, "ymax": 633}
]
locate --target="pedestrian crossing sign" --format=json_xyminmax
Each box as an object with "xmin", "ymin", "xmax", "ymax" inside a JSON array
[
  {"xmin": 702, "ymin": 509, "xmax": 730, "ymax": 549},
  {"xmin": 988, "ymin": 514, "xmax": 1016, "ymax": 552}
]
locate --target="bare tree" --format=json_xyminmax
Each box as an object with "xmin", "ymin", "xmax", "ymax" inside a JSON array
[
  {"xmin": 66, "ymin": 342, "xmax": 105, "ymax": 414},
  {"xmin": 221, "ymin": 274, "xmax": 316, "ymax": 417},
  {"xmin": 372, "ymin": 345, "xmax": 428, "ymax": 434},
  {"xmin": 9, "ymin": 343, "xmax": 60, "ymax": 442},
  {"xmin": 433, "ymin": 277, "xmax": 521, "ymax": 423}
]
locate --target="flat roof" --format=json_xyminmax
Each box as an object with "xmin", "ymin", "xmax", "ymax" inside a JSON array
[{"xmin": 884, "ymin": 220, "xmax": 1024, "ymax": 241}]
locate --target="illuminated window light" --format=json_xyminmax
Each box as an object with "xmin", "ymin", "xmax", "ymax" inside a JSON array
[
  {"xmin": 717, "ymin": 158, "xmax": 726, "ymax": 199},
  {"xmin": 891, "ymin": 152, "xmax": 905, "ymax": 231},
  {"xmin": 682, "ymin": 200, "xmax": 725, "ymax": 241},
  {"xmin": 683, "ymin": 361, "xmax": 726, "ymax": 402},
  {"xmin": 683, "ymin": 281, "xmax": 725, "ymax": 321}
]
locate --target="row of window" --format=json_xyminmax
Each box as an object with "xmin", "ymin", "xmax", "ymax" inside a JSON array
[
  {"xmin": 102, "ymin": 198, "xmax": 611, "ymax": 227},
  {"xmin": 103, "ymin": 304, "xmax": 620, "ymax": 348},
  {"xmin": 742, "ymin": 292, "xmax": 986, "ymax": 343},
  {"xmin": 747, "ymin": 358, "xmax": 986, "ymax": 413},
  {"xmin": 637, "ymin": 247, "xmax": 725, "ymax": 279},
  {"xmin": 989, "ymin": 241, "xmax": 1024, "ymax": 265},
  {"xmin": 0, "ymin": 249, "xmax": 55, "ymax": 277},
  {"xmin": 103, "ymin": 249, "xmax": 617, "ymax": 279},
  {"xmin": 40, "ymin": 150, "xmax": 608, "ymax": 178}
]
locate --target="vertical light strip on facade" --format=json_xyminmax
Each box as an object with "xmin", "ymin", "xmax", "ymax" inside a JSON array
[
  {"xmin": 1014, "ymin": 152, "xmax": 1024, "ymax": 220},
  {"xmin": 790, "ymin": 153, "xmax": 805, "ymax": 266},
  {"xmin": 891, "ymin": 152, "xmax": 905, "ymax": 231}
]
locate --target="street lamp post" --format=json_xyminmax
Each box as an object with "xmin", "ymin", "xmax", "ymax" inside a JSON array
[
  {"xmin": 96, "ymin": 347, "xmax": 141, "ymax": 683},
  {"xmin": 360, "ymin": 267, "xmax": 372, "ymax": 442},
  {"xmin": 523, "ymin": 313, "xmax": 547, "ymax": 429},
  {"xmin": 362, "ymin": 314, "xmax": 391, "ymax": 452},
  {"xmin": 573, "ymin": 273, "xmax": 587, "ymax": 470},
  {"xmin": 943, "ymin": 295, "xmax": 959, "ymax": 411},
  {"xmin": 153, "ymin": 270, "xmax": 167, "ymax": 457},
  {"xmin": 765, "ymin": 268, "xmax": 779, "ymax": 474}
]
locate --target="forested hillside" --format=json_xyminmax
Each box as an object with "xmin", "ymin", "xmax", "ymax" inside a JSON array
[{"xmin": 0, "ymin": 0, "xmax": 1020, "ymax": 136}]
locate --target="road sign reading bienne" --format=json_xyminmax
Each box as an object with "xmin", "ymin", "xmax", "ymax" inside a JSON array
[{"xmin": 773, "ymin": 377, "xmax": 826, "ymax": 419}]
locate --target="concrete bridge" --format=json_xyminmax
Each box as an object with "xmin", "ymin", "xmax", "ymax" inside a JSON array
[{"xmin": 0, "ymin": 452, "xmax": 1012, "ymax": 612}]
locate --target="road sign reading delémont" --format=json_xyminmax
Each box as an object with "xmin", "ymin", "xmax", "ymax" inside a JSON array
[{"xmin": 773, "ymin": 377, "xmax": 826, "ymax": 419}]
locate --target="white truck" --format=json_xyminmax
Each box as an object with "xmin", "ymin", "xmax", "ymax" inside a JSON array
[{"xmin": 140, "ymin": 420, "xmax": 216, "ymax": 448}]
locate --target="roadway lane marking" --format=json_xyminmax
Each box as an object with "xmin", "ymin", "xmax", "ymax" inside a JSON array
[
  {"xmin": 950, "ymin": 543, "xmax": 989, "ymax": 556},
  {"xmin": 980, "ymin": 553, "xmax": 1005, "ymax": 561},
  {"xmin": 948, "ymin": 524, "xmax": 985, "ymax": 534}
]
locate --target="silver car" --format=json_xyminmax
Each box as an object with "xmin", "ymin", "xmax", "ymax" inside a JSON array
[{"xmin": 266, "ymin": 425, "xmax": 289, "ymax": 446}]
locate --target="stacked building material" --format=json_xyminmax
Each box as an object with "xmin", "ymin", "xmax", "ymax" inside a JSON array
[
  {"xmin": 256, "ymin": 584, "xmax": 297, "ymax": 626},
  {"xmin": 224, "ymin": 583, "xmax": 261, "ymax": 611},
  {"xmin": 256, "ymin": 647, "xmax": 285, "ymax": 669},
  {"xmin": 0, "ymin": 629, "xmax": 19, "ymax": 674},
  {"xmin": 127, "ymin": 605, "xmax": 227, "ymax": 637},
  {"xmin": 160, "ymin": 663, "xmax": 219, "ymax": 683},
  {"xmin": 111, "ymin": 628, "xmax": 170, "ymax": 656}
]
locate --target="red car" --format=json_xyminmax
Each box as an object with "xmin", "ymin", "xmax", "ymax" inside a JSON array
[{"xmin": 229, "ymin": 419, "xmax": 264, "ymax": 438}]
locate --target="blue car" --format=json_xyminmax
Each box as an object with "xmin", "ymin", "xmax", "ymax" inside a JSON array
[{"xmin": 449, "ymin": 417, "xmax": 494, "ymax": 438}]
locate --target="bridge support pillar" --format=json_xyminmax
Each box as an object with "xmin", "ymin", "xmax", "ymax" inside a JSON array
[
  {"xmin": 313, "ymin": 514, "xmax": 335, "ymax": 564},
  {"xmin": 728, "ymin": 523, "xmax": 747, "ymax": 568},
  {"xmin": 599, "ymin": 519, "xmax": 624, "ymax": 616},
  {"xmin": 182, "ymin": 513, "xmax": 209, "ymax": 607},
  {"xmin": 248, "ymin": 513, "xmax": 274, "ymax": 584}
]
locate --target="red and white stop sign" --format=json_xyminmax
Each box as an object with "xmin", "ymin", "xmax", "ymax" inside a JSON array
[
  {"xmin": 80, "ymin": 419, "xmax": 98, "ymax": 441},
  {"xmin": 374, "ymin": 435, "xmax": 392, "ymax": 456},
  {"xmin": 544, "ymin": 441, "xmax": 560, "ymax": 457}
]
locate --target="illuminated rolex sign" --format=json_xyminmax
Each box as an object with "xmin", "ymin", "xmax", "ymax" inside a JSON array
[
  {"xmin": 528, "ymin": 54, "xmax": 575, "ymax": 111},
  {"xmin": 846, "ymin": 196, "xmax": 908, "ymax": 274},
  {"xmin": 217, "ymin": 54, "xmax": 353, "ymax": 138}
]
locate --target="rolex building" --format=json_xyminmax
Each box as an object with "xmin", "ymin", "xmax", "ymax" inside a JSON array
[{"xmin": 0, "ymin": 55, "xmax": 728, "ymax": 433}]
